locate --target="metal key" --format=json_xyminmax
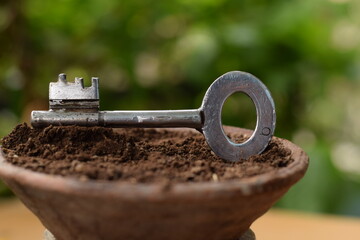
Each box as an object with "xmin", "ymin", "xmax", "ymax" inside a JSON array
[{"xmin": 31, "ymin": 71, "xmax": 276, "ymax": 162}]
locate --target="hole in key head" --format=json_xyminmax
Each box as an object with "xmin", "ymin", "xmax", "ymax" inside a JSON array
[{"xmin": 221, "ymin": 92, "xmax": 257, "ymax": 144}]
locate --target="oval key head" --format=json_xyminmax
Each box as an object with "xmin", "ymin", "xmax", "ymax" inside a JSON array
[{"xmin": 201, "ymin": 71, "xmax": 276, "ymax": 162}]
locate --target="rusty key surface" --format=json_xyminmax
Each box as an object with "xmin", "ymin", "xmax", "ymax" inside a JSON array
[{"xmin": 31, "ymin": 71, "xmax": 276, "ymax": 162}]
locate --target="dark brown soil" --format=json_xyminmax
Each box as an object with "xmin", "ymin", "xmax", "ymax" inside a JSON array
[{"xmin": 1, "ymin": 123, "xmax": 293, "ymax": 183}]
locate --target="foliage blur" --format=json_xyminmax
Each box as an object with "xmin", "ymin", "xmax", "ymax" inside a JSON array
[{"xmin": 1, "ymin": 0, "xmax": 360, "ymax": 216}]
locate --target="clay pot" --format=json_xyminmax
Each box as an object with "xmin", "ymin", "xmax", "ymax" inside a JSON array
[{"xmin": 0, "ymin": 127, "xmax": 308, "ymax": 240}]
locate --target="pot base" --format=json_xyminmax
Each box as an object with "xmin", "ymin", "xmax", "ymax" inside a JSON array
[{"xmin": 43, "ymin": 229, "xmax": 256, "ymax": 240}]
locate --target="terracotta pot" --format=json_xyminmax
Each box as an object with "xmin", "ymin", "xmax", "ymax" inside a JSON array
[{"xmin": 0, "ymin": 126, "xmax": 308, "ymax": 240}]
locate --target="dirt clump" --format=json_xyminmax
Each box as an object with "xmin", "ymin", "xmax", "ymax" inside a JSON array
[{"xmin": 1, "ymin": 123, "xmax": 293, "ymax": 183}]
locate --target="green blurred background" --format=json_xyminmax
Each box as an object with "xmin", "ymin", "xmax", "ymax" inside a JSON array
[{"xmin": 1, "ymin": 0, "xmax": 360, "ymax": 216}]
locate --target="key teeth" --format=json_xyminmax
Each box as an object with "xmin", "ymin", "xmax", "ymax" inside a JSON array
[
  {"xmin": 58, "ymin": 73, "xmax": 67, "ymax": 83},
  {"xmin": 91, "ymin": 77, "xmax": 99, "ymax": 88},
  {"xmin": 75, "ymin": 77, "xmax": 84, "ymax": 88},
  {"xmin": 56, "ymin": 73, "xmax": 98, "ymax": 88}
]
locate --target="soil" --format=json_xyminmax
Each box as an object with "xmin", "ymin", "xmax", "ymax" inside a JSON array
[{"xmin": 1, "ymin": 123, "xmax": 293, "ymax": 183}]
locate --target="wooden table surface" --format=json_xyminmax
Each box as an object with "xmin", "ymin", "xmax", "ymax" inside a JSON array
[{"xmin": 0, "ymin": 199, "xmax": 359, "ymax": 240}]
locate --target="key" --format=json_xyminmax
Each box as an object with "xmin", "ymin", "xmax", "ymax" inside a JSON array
[{"xmin": 31, "ymin": 71, "xmax": 276, "ymax": 162}]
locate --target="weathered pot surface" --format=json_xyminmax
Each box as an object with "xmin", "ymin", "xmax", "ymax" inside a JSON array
[{"xmin": 0, "ymin": 126, "xmax": 308, "ymax": 240}]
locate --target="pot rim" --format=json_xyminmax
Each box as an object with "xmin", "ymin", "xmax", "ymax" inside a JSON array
[{"xmin": 0, "ymin": 126, "xmax": 308, "ymax": 200}]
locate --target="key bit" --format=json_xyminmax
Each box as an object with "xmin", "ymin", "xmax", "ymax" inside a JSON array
[
  {"xmin": 49, "ymin": 73, "xmax": 99, "ymax": 111},
  {"xmin": 31, "ymin": 71, "xmax": 276, "ymax": 162}
]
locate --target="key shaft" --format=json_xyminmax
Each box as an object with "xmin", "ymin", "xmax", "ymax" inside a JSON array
[{"xmin": 31, "ymin": 109, "xmax": 203, "ymax": 129}]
